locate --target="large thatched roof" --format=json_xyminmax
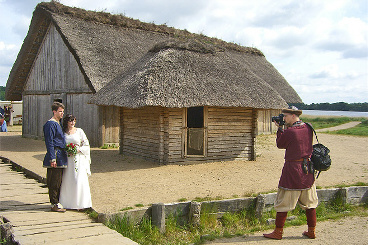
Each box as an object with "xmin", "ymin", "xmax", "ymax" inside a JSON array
[
  {"xmin": 6, "ymin": 1, "xmax": 302, "ymax": 107},
  {"xmin": 89, "ymin": 40, "xmax": 287, "ymax": 109}
]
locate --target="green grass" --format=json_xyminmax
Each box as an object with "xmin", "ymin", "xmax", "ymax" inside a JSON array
[
  {"xmin": 120, "ymin": 207, "xmax": 134, "ymax": 211},
  {"xmin": 300, "ymin": 116, "xmax": 362, "ymax": 129},
  {"xmin": 326, "ymin": 119, "xmax": 368, "ymax": 136},
  {"xmin": 300, "ymin": 116, "xmax": 368, "ymax": 136},
  {"xmin": 106, "ymin": 198, "xmax": 368, "ymax": 245},
  {"xmin": 100, "ymin": 144, "xmax": 119, "ymax": 149}
]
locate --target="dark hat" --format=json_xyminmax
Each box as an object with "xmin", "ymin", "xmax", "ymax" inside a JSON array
[{"xmin": 282, "ymin": 106, "xmax": 302, "ymax": 116}]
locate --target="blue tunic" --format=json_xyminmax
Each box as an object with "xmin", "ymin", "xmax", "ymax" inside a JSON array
[{"xmin": 43, "ymin": 120, "xmax": 68, "ymax": 168}]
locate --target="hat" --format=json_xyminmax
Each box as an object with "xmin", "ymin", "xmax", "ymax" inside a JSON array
[{"xmin": 282, "ymin": 106, "xmax": 302, "ymax": 116}]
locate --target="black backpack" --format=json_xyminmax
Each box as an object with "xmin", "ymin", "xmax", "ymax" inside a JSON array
[{"xmin": 305, "ymin": 123, "xmax": 332, "ymax": 178}]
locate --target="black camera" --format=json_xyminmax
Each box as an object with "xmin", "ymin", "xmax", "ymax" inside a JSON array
[{"xmin": 272, "ymin": 114, "xmax": 285, "ymax": 126}]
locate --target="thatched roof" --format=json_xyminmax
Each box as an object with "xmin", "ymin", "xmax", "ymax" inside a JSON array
[
  {"xmin": 6, "ymin": 1, "xmax": 302, "ymax": 107},
  {"xmin": 89, "ymin": 40, "xmax": 288, "ymax": 109}
]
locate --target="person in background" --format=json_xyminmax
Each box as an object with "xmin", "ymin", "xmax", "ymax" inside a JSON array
[
  {"xmin": 4, "ymin": 105, "xmax": 13, "ymax": 126},
  {"xmin": 263, "ymin": 106, "xmax": 318, "ymax": 240},
  {"xmin": 0, "ymin": 113, "xmax": 7, "ymax": 132},
  {"xmin": 43, "ymin": 102, "xmax": 68, "ymax": 212},
  {"xmin": 59, "ymin": 114, "xmax": 92, "ymax": 210}
]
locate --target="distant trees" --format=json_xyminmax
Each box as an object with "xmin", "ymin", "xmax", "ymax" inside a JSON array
[
  {"xmin": 0, "ymin": 86, "xmax": 5, "ymax": 101},
  {"xmin": 293, "ymin": 102, "xmax": 368, "ymax": 112}
]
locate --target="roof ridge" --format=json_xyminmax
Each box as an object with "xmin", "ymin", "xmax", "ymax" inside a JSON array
[{"xmin": 37, "ymin": 1, "xmax": 264, "ymax": 56}]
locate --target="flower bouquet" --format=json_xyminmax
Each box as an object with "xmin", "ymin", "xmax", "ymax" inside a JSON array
[{"xmin": 65, "ymin": 143, "xmax": 78, "ymax": 157}]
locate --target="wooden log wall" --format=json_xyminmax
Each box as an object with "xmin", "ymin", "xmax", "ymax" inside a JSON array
[
  {"xmin": 257, "ymin": 109, "xmax": 281, "ymax": 135},
  {"xmin": 21, "ymin": 23, "xmax": 106, "ymax": 146},
  {"xmin": 120, "ymin": 107, "xmax": 163, "ymax": 162},
  {"xmin": 206, "ymin": 107, "xmax": 254, "ymax": 161},
  {"xmin": 102, "ymin": 106, "xmax": 120, "ymax": 145},
  {"xmin": 120, "ymin": 106, "xmax": 257, "ymax": 164},
  {"xmin": 165, "ymin": 108, "xmax": 184, "ymax": 164}
]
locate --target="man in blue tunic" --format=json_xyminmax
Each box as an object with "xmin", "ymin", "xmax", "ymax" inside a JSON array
[{"xmin": 43, "ymin": 102, "xmax": 68, "ymax": 212}]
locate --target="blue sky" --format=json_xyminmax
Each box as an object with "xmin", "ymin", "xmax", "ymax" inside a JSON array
[{"xmin": 0, "ymin": 0, "xmax": 367, "ymax": 104}]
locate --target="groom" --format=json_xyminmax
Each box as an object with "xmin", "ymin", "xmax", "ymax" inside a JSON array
[{"xmin": 43, "ymin": 102, "xmax": 68, "ymax": 212}]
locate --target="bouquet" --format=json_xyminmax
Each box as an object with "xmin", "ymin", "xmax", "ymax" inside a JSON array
[{"xmin": 65, "ymin": 143, "xmax": 78, "ymax": 157}]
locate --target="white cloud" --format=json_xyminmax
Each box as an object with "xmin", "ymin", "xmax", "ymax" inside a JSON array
[{"xmin": 0, "ymin": 0, "xmax": 367, "ymax": 104}]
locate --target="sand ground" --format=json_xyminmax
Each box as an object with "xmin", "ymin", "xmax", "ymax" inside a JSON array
[
  {"xmin": 1, "ymin": 124, "xmax": 367, "ymax": 214},
  {"xmin": 1, "ymin": 124, "xmax": 368, "ymax": 244}
]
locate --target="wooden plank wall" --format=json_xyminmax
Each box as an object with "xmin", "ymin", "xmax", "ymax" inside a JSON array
[
  {"xmin": 120, "ymin": 106, "xmax": 256, "ymax": 165},
  {"xmin": 25, "ymin": 25, "xmax": 90, "ymax": 93},
  {"xmin": 120, "ymin": 107, "xmax": 162, "ymax": 162},
  {"xmin": 22, "ymin": 95, "xmax": 51, "ymax": 139},
  {"xmin": 102, "ymin": 106, "xmax": 120, "ymax": 145},
  {"xmin": 66, "ymin": 93, "xmax": 101, "ymax": 146},
  {"xmin": 206, "ymin": 107, "xmax": 254, "ymax": 161},
  {"xmin": 257, "ymin": 109, "xmax": 281, "ymax": 135},
  {"xmin": 165, "ymin": 108, "xmax": 184, "ymax": 164},
  {"xmin": 22, "ymin": 23, "xmax": 104, "ymax": 146},
  {"xmin": 164, "ymin": 106, "xmax": 255, "ymax": 164}
]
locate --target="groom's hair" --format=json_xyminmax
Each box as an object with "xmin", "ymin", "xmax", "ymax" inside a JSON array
[{"xmin": 51, "ymin": 102, "xmax": 65, "ymax": 111}]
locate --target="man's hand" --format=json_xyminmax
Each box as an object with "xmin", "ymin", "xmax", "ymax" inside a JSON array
[{"xmin": 50, "ymin": 161, "xmax": 57, "ymax": 168}]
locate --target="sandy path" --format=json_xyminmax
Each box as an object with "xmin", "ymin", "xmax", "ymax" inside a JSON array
[
  {"xmin": 1, "ymin": 129, "xmax": 367, "ymax": 214},
  {"xmin": 315, "ymin": 121, "xmax": 361, "ymax": 132},
  {"xmin": 205, "ymin": 216, "xmax": 368, "ymax": 245}
]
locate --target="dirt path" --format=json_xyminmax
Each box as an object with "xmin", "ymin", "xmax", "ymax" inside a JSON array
[
  {"xmin": 205, "ymin": 216, "xmax": 368, "ymax": 244},
  {"xmin": 315, "ymin": 121, "xmax": 361, "ymax": 132},
  {"xmin": 1, "ymin": 126, "xmax": 367, "ymax": 214}
]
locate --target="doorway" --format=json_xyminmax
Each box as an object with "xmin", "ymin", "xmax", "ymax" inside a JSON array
[{"xmin": 186, "ymin": 106, "xmax": 205, "ymax": 156}]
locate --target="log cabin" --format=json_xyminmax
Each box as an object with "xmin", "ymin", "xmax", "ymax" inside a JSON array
[{"xmin": 89, "ymin": 40, "xmax": 295, "ymax": 164}]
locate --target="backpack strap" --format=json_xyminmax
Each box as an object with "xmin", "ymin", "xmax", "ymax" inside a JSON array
[
  {"xmin": 305, "ymin": 122, "xmax": 320, "ymax": 144},
  {"xmin": 305, "ymin": 122, "xmax": 322, "ymax": 178}
]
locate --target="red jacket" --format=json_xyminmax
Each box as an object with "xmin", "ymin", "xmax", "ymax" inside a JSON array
[{"xmin": 276, "ymin": 122, "xmax": 315, "ymax": 190}]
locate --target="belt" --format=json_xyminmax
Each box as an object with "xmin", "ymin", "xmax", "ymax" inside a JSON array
[{"xmin": 294, "ymin": 158, "xmax": 310, "ymax": 161}]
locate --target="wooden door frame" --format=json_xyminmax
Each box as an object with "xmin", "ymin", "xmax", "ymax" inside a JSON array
[{"xmin": 182, "ymin": 106, "xmax": 208, "ymax": 158}]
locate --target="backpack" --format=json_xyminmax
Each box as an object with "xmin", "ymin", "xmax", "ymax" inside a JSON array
[{"xmin": 305, "ymin": 122, "xmax": 332, "ymax": 178}]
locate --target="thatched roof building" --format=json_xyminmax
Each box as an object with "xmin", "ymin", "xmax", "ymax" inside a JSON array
[
  {"xmin": 5, "ymin": 2, "xmax": 302, "ymax": 161},
  {"xmin": 89, "ymin": 40, "xmax": 288, "ymax": 109},
  {"xmin": 6, "ymin": 1, "xmax": 301, "ymax": 104}
]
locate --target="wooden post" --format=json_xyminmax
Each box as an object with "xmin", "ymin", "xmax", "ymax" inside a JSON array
[
  {"xmin": 151, "ymin": 203, "xmax": 165, "ymax": 233},
  {"xmin": 189, "ymin": 201, "xmax": 201, "ymax": 227}
]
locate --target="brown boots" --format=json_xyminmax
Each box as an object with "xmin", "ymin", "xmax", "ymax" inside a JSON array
[
  {"xmin": 264, "ymin": 227, "xmax": 283, "ymax": 240},
  {"xmin": 264, "ymin": 209, "xmax": 317, "ymax": 240},
  {"xmin": 303, "ymin": 226, "xmax": 316, "ymax": 239},
  {"xmin": 263, "ymin": 212, "xmax": 287, "ymax": 240},
  {"xmin": 303, "ymin": 208, "xmax": 316, "ymax": 239}
]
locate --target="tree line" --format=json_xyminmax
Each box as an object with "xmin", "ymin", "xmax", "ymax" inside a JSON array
[
  {"xmin": 0, "ymin": 86, "xmax": 5, "ymax": 101},
  {"xmin": 293, "ymin": 102, "xmax": 368, "ymax": 112}
]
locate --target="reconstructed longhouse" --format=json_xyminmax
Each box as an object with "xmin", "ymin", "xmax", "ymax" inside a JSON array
[{"xmin": 6, "ymin": 1, "xmax": 302, "ymax": 164}]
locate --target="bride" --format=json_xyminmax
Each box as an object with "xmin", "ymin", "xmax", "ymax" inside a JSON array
[{"xmin": 59, "ymin": 114, "xmax": 92, "ymax": 210}]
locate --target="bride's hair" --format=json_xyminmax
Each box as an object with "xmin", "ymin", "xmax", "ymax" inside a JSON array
[{"xmin": 62, "ymin": 114, "xmax": 76, "ymax": 133}]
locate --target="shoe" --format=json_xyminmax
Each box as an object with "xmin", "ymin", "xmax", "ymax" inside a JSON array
[
  {"xmin": 303, "ymin": 227, "xmax": 316, "ymax": 239},
  {"xmin": 263, "ymin": 227, "xmax": 283, "ymax": 240},
  {"xmin": 51, "ymin": 203, "xmax": 66, "ymax": 212}
]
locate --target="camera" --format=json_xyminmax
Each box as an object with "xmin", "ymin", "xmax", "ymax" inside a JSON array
[{"xmin": 272, "ymin": 114, "xmax": 285, "ymax": 126}]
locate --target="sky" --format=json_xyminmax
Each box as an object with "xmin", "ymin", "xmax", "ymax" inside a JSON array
[{"xmin": 0, "ymin": 0, "xmax": 367, "ymax": 104}]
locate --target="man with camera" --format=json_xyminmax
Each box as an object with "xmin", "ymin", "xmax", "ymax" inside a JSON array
[{"xmin": 264, "ymin": 106, "xmax": 318, "ymax": 240}]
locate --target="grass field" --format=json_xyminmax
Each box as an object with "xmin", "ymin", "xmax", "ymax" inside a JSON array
[{"xmin": 301, "ymin": 116, "xmax": 368, "ymax": 136}]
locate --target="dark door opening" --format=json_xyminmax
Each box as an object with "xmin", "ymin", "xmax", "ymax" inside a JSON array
[{"xmin": 186, "ymin": 106, "xmax": 204, "ymax": 155}]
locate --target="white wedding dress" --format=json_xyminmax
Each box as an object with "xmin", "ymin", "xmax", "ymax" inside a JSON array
[{"xmin": 59, "ymin": 128, "xmax": 92, "ymax": 209}]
